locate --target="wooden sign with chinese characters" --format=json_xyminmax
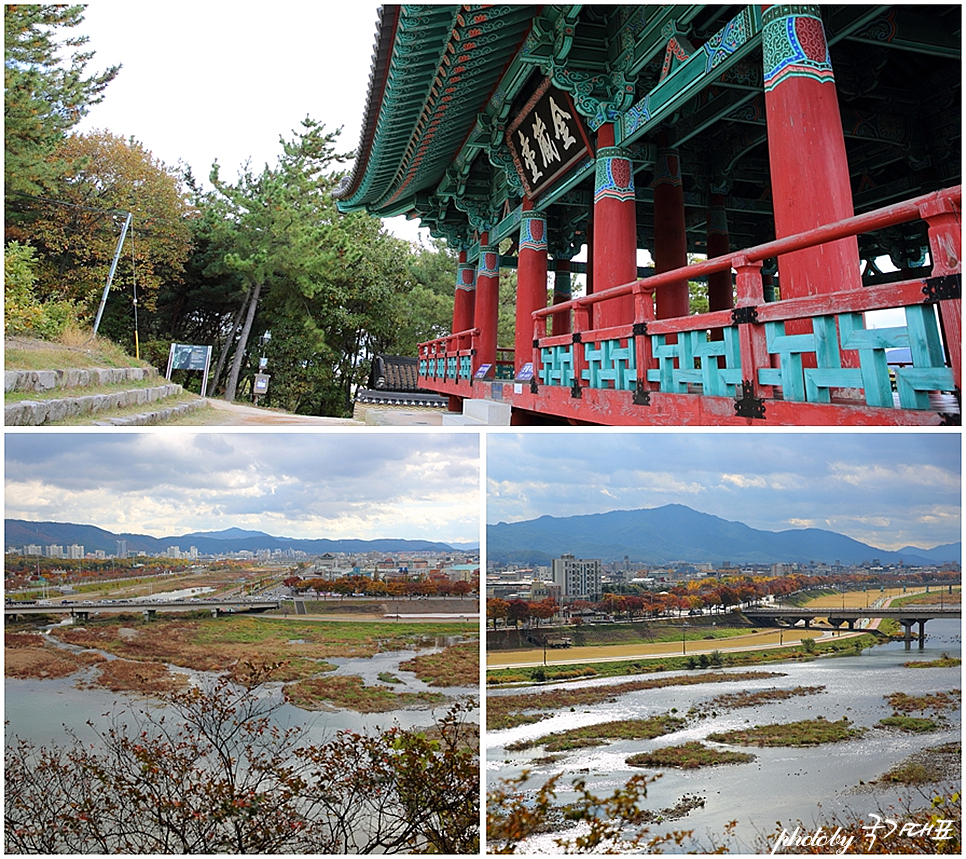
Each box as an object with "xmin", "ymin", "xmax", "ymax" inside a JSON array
[{"xmin": 507, "ymin": 79, "xmax": 593, "ymax": 199}]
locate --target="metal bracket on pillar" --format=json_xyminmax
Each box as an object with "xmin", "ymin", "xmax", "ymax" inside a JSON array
[
  {"xmin": 731, "ymin": 306, "xmax": 759, "ymax": 325},
  {"xmin": 572, "ymin": 332, "xmax": 582, "ymax": 343},
  {"xmin": 530, "ymin": 378, "xmax": 539, "ymax": 394},
  {"xmin": 632, "ymin": 322, "xmax": 648, "ymax": 336},
  {"xmin": 734, "ymin": 380, "xmax": 766, "ymax": 419},
  {"xmin": 633, "ymin": 380, "xmax": 651, "ymax": 406},
  {"xmin": 923, "ymin": 273, "xmax": 961, "ymax": 302},
  {"xmin": 939, "ymin": 411, "xmax": 961, "ymax": 426},
  {"xmin": 571, "ymin": 382, "xmax": 583, "ymax": 399}
]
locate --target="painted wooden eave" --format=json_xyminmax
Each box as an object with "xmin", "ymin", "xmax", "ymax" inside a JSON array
[{"xmin": 335, "ymin": 4, "xmax": 539, "ymax": 216}]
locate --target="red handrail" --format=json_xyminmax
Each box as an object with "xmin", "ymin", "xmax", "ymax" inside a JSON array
[{"xmin": 534, "ymin": 185, "xmax": 961, "ymax": 319}]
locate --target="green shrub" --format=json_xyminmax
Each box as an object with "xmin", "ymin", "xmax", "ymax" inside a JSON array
[{"xmin": 4, "ymin": 241, "xmax": 75, "ymax": 338}]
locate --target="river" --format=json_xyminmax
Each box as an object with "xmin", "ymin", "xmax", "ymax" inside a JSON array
[
  {"xmin": 486, "ymin": 619, "xmax": 961, "ymax": 853},
  {"xmin": 5, "ymin": 631, "xmax": 479, "ymax": 749}
]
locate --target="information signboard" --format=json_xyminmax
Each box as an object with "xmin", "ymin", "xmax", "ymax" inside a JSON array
[{"xmin": 166, "ymin": 343, "xmax": 212, "ymax": 397}]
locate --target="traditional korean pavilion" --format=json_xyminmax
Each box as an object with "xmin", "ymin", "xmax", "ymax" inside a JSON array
[{"xmin": 335, "ymin": 5, "xmax": 961, "ymax": 425}]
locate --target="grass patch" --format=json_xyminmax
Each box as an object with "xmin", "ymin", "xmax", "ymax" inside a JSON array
[
  {"xmin": 487, "ymin": 670, "xmax": 784, "ymax": 730},
  {"xmin": 707, "ymin": 717, "xmax": 864, "ymax": 747},
  {"xmin": 874, "ymin": 742, "xmax": 961, "ymax": 785},
  {"xmin": 283, "ymin": 674, "xmax": 445, "ymax": 713},
  {"xmin": 506, "ymin": 714, "xmax": 686, "ymax": 752},
  {"xmin": 83, "ymin": 659, "xmax": 188, "ymax": 696},
  {"xmin": 46, "ymin": 616, "xmax": 473, "ymax": 691},
  {"xmin": 878, "ymin": 715, "xmax": 940, "ymax": 733},
  {"xmin": 699, "ymin": 685, "xmax": 826, "ymax": 714},
  {"xmin": 626, "ymin": 741, "xmax": 755, "ymax": 770},
  {"xmin": 4, "ymin": 333, "xmax": 147, "ymax": 371},
  {"xmin": 4, "ymin": 636, "xmax": 105, "ymax": 680},
  {"xmin": 378, "ymin": 672, "xmax": 404, "ymax": 684},
  {"xmin": 485, "ymin": 632, "xmax": 884, "ymax": 686},
  {"xmin": 3, "ymin": 376, "xmax": 165, "ymax": 403},
  {"xmin": 399, "ymin": 641, "xmax": 479, "ymax": 686},
  {"xmin": 879, "ymin": 761, "xmax": 935, "ymax": 783},
  {"xmin": 905, "ymin": 654, "xmax": 962, "ymax": 669},
  {"xmin": 885, "ymin": 690, "xmax": 961, "ymax": 715}
]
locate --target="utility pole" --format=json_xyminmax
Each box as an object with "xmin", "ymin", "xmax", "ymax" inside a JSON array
[{"xmin": 92, "ymin": 212, "xmax": 133, "ymax": 336}]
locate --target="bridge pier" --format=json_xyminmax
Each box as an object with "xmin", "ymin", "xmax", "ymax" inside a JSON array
[{"xmin": 900, "ymin": 618, "xmax": 928, "ymax": 649}]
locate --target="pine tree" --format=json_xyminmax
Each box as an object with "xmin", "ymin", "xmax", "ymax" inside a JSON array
[{"xmin": 4, "ymin": 4, "xmax": 120, "ymax": 230}]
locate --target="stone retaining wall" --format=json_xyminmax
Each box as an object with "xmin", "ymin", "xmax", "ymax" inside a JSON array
[
  {"xmin": 4, "ymin": 366, "xmax": 158, "ymax": 394},
  {"xmin": 5, "ymin": 383, "xmax": 184, "ymax": 426}
]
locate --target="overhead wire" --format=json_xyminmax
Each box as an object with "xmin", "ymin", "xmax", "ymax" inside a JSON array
[{"xmin": 130, "ymin": 221, "xmax": 140, "ymax": 359}]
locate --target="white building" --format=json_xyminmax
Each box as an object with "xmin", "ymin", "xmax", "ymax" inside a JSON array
[
  {"xmin": 551, "ymin": 553, "xmax": 602, "ymax": 603},
  {"xmin": 67, "ymin": 544, "xmax": 84, "ymax": 559}
]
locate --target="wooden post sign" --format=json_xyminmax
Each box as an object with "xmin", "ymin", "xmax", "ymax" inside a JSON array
[
  {"xmin": 166, "ymin": 343, "xmax": 213, "ymax": 397},
  {"xmin": 506, "ymin": 78, "xmax": 593, "ymax": 199}
]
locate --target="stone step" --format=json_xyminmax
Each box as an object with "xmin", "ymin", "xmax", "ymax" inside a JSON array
[
  {"xmin": 5, "ymin": 366, "xmax": 158, "ymax": 394},
  {"xmin": 441, "ymin": 413, "xmax": 487, "ymax": 426},
  {"xmin": 5, "ymin": 383, "xmax": 189, "ymax": 426},
  {"xmin": 462, "ymin": 397, "xmax": 511, "ymax": 425},
  {"xmin": 92, "ymin": 399, "xmax": 207, "ymax": 426}
]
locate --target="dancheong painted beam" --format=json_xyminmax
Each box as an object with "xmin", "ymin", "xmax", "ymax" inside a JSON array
[{"xmin": 337, "ymin": 5, "xmax": 961, "ymax": 426}]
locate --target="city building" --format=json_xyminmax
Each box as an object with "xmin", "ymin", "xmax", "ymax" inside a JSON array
[{"xmin": 552, "ymin": 553, "xmax": 603, "ymax": 602}]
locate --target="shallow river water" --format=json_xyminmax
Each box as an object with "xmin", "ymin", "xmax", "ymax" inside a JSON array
[
  {"xmin": 5, "ymin": 635, "xmax": 478, "ymax": 748},
  {"xmin": 487, "ymin": 620, "xmax": 961, "ymax": 852}
]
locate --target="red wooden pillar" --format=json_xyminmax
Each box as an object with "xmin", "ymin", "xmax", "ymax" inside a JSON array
[
  {"xmin": 706, "ymin": 194, "xmax": 733, "ymax": 311},
  {"xmin": 592, "ymin": 123, "xmax": 637, "ymax": 328},
  {"xmin": 452, "ymin": 249, "xmax": 476, "ymax": 335},
  {"xmin": 763, "ymin": 5, "xmax": 860, "ymax": 301},
  {"xmin": 515, "ymin": 200, "xmax": 548, "ymax": 376},
  {"xmin": 552, "ymin": 259, "xmax": 572, "ymax": 337},
  {"xmin": 652, "ymin": 135, "xmax": 689, "ymax": 319},
  {"xmin": 474, "ymin": 233, "xmax": 500, "ymax": 373},
  {"xmin": 920, "ymin": 190, "xmax": 962, "ymax": 391}
]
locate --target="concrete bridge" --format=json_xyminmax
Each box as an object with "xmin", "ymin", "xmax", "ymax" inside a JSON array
[
  {"xmin": 744, "ymin": 604, "xmax": 961, "ymax": 647},
  {"xmin": 5, "ymin": 598, "xmax": 280, "ymax": 622}
]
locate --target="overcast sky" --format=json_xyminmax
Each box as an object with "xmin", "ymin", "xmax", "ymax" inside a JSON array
[
  {"xmin": 5, "ymin": 432, "xmax": 480, "ymax": 544},
  {"xmin": 72, "ymin": 1, "xmax": 428, "ymax": 243},
  {"xmin": 487, "ymin": 432, "xmax": 961, "ymax": 551}
]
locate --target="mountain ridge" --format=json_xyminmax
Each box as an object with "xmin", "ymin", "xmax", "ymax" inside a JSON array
[
  {"xmin": 487, "ymin": 504, "xmax": 960, "ymax": 566},
  {"xmin": 4, "ymin": 519, "xmax": 468, "ymax": 556}
]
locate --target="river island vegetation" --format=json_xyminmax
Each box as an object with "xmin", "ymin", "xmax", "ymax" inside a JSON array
[{"xmin": 487, "ymin": 583, "xmax": 960, "ymax": 853}]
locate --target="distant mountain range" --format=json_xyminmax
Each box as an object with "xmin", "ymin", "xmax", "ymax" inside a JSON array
[
  {"xmin": 4, "ymin": 519, "xmax": 474, "ymax": 557},
  {"xmin": 487, "ymin": 504, "xmax": 960, "ymax": 567}
]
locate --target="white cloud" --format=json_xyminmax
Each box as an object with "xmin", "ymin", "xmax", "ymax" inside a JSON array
[{"xmin": 5, "ymin": 432, "xmax": 480, "ymax": 544}]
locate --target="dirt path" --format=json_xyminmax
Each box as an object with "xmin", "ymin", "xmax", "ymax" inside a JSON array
[{"xmin": 188, "ymin": 399, "xmax": 364, "ymax": 426}]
